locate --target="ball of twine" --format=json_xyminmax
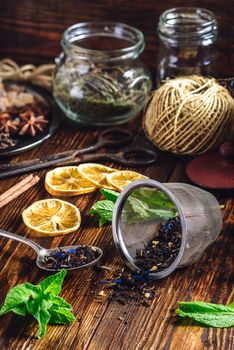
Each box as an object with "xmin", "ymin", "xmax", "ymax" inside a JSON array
[{"xmin": 143, "ymin": 75, "xmax": 234, "ymax": 155}]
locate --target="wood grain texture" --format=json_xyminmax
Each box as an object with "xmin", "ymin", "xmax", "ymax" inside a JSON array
[
  {"xmin": 0, "ymin": 123, "xmax": 233, "ymax": 350},
  {"xmin": 0, "ymin": 1, "xmax": 233, "ymax": 349},
  {"xmin": 0, "ymin": 0, "xmax": 233, "ymax": 76}
]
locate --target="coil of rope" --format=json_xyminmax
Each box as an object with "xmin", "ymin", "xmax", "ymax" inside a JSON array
[
  {"xmin": 143, "ymin": 75, "xmax": 234, "ymax": 155},
  {"xmin": 0, "ymin": 58, "xmax": 55, "ymax": 90}
]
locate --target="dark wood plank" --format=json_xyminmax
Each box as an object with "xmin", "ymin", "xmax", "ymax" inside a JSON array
[{"xmin": 0, "ymin": 0, "xmax": 233, "ymax": 76}]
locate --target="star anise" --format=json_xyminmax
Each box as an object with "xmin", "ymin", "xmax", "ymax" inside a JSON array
[
  {"xmin": 19, "ymin": 110, "xmax": 48, "ymax": 137},
  {"xmin": 0, "ymin": 113, "xmax": 19, "ymax": 135},
  {"xmin": 0, "ymin": 112, "xmax": 10, "ymax": 123},
  {"xmin": 0, "ymin": 132, "xmax": 16, "ymax": 149}
]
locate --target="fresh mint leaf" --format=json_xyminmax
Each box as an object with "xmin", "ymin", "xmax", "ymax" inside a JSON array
[
  {"xmin": 123, "ymin": 196, "xmax": 176, "ymax": 223},
  {"xmin": 99, "ymin": 216, "xmax": 110, "ymax": 227},
  {"xmin": 131, "ymin": 188, "xmax": 176, "ymax": 209},
  {"xmin": 50, "ymin": 296, "xmax": 72, "ymax": 310},
  {"xmin": 39, "ymin": 269, "xmax": 67, "ymax": 296},
  {"xmin": 10, "ymin": 304, "xmax": 27, "ymax": 316},
  {"xmin": 0, "ymin": 269, "xmax": 75, "ymax": 338},
  {"xmin": 176, "ymin": 301, "xmax": 234, "ymax": 328},
  {"xmin": 26, "ymin": 296, "xmax": 52, "ymax": 317},
  {"xmin": 0, "ymin": 283, "xmax": 39, "ymax": 315},
  {"xmin": 33, "ymin": 301, "xmax": 51, "ymax": 338},
  {"xmin": 100, "ymin": 188, "xmax": 119, "ymax": 202},
  {"xmin": 90, "ymin": 200, "xmax": 114, "ymax": 226},
  {"xmin": 49, "ymin": 306, "xmax": 76, "ymax": 324},
  {"xmin": 90, "ymin": 187, "xmax": 177, "ymax": 226}
]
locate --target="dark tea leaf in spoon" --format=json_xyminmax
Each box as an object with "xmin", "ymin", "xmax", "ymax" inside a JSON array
[{"xmin": 40, "ymin": 246, "xmax": 102, "ymax": 270}]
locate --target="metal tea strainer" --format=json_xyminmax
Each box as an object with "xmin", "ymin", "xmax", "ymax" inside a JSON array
[{"xmin": 112, "ymin": 179, "xmax": 222, "ymax": 279}]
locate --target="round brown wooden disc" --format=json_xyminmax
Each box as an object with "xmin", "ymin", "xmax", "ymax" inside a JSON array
[{"xmin": 186, "ymin": 152, "xmax": 234, "ymax": 189}]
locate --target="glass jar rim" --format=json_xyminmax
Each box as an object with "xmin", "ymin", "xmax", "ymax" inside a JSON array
[
  {"xmin": 62, "ymin": 21, "xmax": 145, "ymax": 62},
  {"xmin": 158, "ymin": 7, "xmax": 217, "ymax": 45}
]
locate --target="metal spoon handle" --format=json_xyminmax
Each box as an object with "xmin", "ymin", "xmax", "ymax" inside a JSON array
[{"xmin": 0, "ymin": 229, "xmax": 42, "ymax": 254}]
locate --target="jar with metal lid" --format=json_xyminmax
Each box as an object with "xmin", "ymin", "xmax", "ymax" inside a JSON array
[
  {"xmin": 157, "ymin": 7, "xmax": 218, "ymax": 84},
  {"xmin": 112, "ymin": 179, "xmax": 222, "ymax": 279},
  {"xmin": 53, "ymin": 22, "xmax": 152, "ymax": 126}
]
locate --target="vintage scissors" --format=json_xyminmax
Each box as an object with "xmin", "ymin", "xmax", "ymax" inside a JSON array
[{"xmin": 0, "ymin": 128, "xmax": 158, "ymax": 179}]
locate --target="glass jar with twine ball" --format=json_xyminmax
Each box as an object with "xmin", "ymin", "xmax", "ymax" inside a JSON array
[{"xmin": 157, "ymin": 7, "xmax": 219, "ymax": 85}]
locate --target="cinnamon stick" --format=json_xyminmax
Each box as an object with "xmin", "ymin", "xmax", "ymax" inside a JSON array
[{"xmin": 0, "ymin": 174, "xmax": 40, "ymax": 208}]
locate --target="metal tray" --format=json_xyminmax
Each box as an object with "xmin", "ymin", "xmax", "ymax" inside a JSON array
[{"xmin": 0, "ymin": 83, "xmax": 60, "ymax": 158}]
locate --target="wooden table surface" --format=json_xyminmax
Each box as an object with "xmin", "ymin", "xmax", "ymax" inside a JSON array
[
  {"xmin": 0, "ymin": 120, "xmax": 233, "ymax": 350},
  {"xmin": 0, "ymin": 1, "xmax": 234, "ymax": 349}
]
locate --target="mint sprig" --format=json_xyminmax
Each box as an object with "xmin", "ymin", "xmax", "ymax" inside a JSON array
[
  {"xmin": 90, "ymin": 199, "xmax": 115, "ymax": 226},
  {"xmin": 176, "ymin": 301, "xmax": 234, "ymax": 328},
  {"xmin": 89, "ymin": 189, "xmax": 118, "ymax": 226},
  {"xmin": 0, "ymin": 270, "xmax": 75, "ymax": 338},
  {"xmin": 100, "ymin": 188, "xmax": 119, "ymax": 202},
  {"xmin": 90, "ymin": 188, "xmax": 177, "ymax": 226}
]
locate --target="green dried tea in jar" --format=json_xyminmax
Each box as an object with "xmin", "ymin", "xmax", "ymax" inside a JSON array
[{"xmin": 53, "ymin": 22, "xmax": 152, "ymax": 125}]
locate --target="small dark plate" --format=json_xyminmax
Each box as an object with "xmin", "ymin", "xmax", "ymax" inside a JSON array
[{"xmin": 0, "ymin": 82, "xmax": 60, "ymax": 158}]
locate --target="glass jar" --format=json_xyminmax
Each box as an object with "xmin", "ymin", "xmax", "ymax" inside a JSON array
[
  {"xmin": 157, "ymin": 7, "xmax": 218, "ymax": 84},
  {"xmin": 53, "ymin": 22, "xmax": 152, "ymax": 126}
]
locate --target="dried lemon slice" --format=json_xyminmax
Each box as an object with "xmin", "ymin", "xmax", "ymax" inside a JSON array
[
  {"xmin": 45, "ymin": 166, "xmax": 96, "ymax": 196},
  {"xmin": 78, "ymin": 163, "xmax": 118, "ymax": 190},
  {"xmin": 22, "ymin": 199, "xmax": 81, "ymax": 237},
  {"xmin": 106, "ymin": 170, "xmax": 148, "ymax": 191}
]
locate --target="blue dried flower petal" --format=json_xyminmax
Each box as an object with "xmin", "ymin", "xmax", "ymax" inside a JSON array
[
  {"xmin": 132, "ymin": 274, "xmax": 146, "ymax": 282},
  {"xmin": 56, "ymin": 251, "xmax": 63, "ymax": 257},
  {"xmin": 67, "ymin": 249, "xmax": 77, "ymax": 253},
  {"xmin": 112, "ymin": 279, "xmax": 123, "ymax": 284}
]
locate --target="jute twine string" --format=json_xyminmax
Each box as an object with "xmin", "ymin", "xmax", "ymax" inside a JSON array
[
  {"xmin": 0, "ymin": 58, "xmax": 55, "ymax": 89},
  {"xmin": 143, "ymin": 76, "xmax": 234, "ymax": 155}
]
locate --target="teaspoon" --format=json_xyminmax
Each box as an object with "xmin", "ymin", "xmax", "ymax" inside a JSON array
[{"xmin": 0, "ymin": 229, "xmax": 103, "ymax": 272}]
